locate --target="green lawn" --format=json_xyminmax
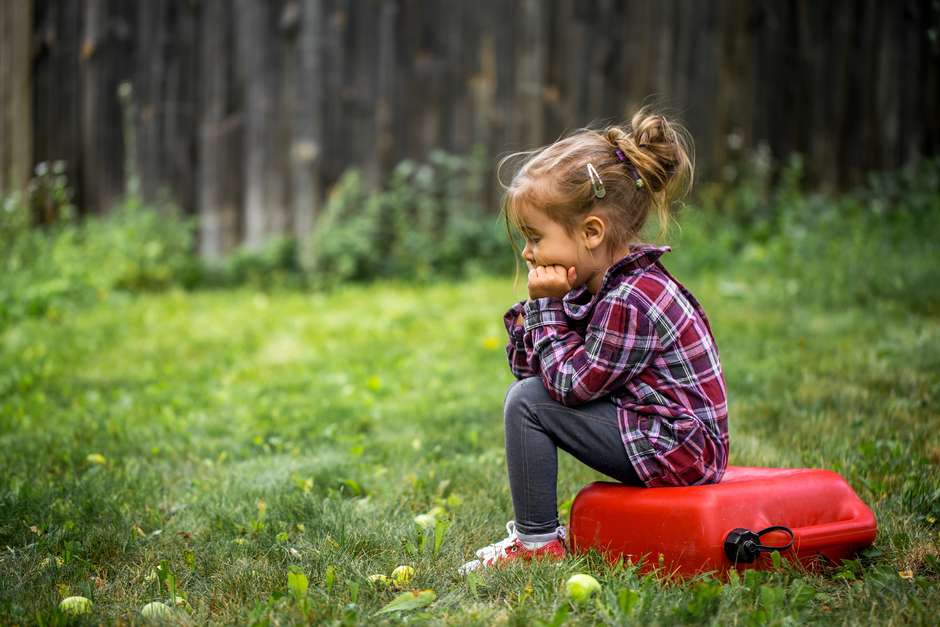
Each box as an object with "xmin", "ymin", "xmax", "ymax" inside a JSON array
[{"xmin": 1, "ymin": 261, "xmax": 938, "ymax": 624}]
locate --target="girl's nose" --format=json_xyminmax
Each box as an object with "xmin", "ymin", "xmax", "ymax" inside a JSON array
[{"xmin": 522, "ymin": 243, "xmax": 535, "ymax": 263}]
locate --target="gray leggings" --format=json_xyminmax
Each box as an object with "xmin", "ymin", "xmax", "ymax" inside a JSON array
[{"xmin": 504, "ymin": 377, "xmax": 643, "ymax": 535}]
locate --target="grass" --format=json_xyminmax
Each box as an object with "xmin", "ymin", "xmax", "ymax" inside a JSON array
[{"xmin": 1, "ymin": 236, "xmax": 939, "ymax": 624}]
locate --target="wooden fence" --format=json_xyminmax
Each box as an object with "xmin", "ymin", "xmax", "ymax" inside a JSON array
[{"xmin": 1, "ymin": 0, "xmax": 937, "ymax": 256}]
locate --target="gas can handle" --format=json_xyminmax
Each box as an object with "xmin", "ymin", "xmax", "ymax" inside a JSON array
[{"xmin": 724, "ymin": 525, "xmax": 795, "ymax": 563}]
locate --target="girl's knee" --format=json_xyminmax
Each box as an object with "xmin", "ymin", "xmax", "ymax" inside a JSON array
[
  {"xmin": 504, "ymin": 377, "xmax": 547, "ymax": 418},
  {"xmin": 504, "ymin": 378, "xmax": 522, "ymax": 407}
]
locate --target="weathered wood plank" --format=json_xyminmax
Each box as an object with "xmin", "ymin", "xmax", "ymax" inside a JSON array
[{"xmin": 0, "ymin": 0, "xmax": 33, "ymax": 195}]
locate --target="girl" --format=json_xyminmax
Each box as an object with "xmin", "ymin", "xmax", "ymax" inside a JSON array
[{"xmin": 460, "ymin": 108, "xmax": 729, "ymax": 574}]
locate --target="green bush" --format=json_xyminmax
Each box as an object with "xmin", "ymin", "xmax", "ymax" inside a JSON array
[
  {"xmin": 303, "ymin": 168, "xmax": 385, "ymax": 288},
  {"xmin": 27, "ymin": 160, "xmax": 76, "ymax": 226},
  {"xmin": 694, "ymin": 143, "xmax": 778, "ymax": 242},
  {"xmin": 0, "ymin": 163, "xmax": 196, "ymax": 329},
  {"xmin": 303, "ymin": 145, "xmax": 513, "ymax": 289},
  {"xmin": 382, "ymin": 145, "xmax": 511, "ymax": 280},
  {"xmin": 81, "ymin": 194, "xmax": 196, "ymax": 291},
  {"xmin": 748, "ymin": 157, "xmax": 938, "ymax": 314},
  {"xmin": 671, "ymin": 153, "xmax": 940, "ymax": 315},
  {"xmin": 195, "ymin": 236, "xmax": 303, "ymax": 290}
]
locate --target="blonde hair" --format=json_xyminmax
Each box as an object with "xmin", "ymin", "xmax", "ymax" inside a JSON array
[{"xmin": 497, "ymin": 107, "xmax": 695, "ymax": 287}]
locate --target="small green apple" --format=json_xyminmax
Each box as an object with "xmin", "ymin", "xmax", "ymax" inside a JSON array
[
  {"xmin": 391, "ymin": 565, "xmax": 415, "ymax": 586},
  {"xmin": 59, "ymin": 596, "xmax": 93, "ymax": 615},
  {"xmin": 565, "ymin": 573, "xmax": 601, "ymax": 604},
  {"xmin": 140, "ymin": 601, "xmax": 173, "ymax": 619}
]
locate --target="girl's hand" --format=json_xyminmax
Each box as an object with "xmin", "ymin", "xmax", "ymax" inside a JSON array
[{"xmin": 528, "ymin": 264, "xmax": 577, "ymax": 300}]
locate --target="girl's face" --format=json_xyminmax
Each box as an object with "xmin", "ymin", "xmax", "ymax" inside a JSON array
[{"xmin": 516, "ymin": 204, "xmax": 591, "ymax": 285}]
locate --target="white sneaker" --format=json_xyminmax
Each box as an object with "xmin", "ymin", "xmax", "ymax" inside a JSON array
[{"xmin": 458, "ymin": 521, "xmax": 567, "ymax": 575}]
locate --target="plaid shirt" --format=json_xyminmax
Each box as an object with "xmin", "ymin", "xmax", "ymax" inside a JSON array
[{"xmin": 503, "ymin": 245, "xmax": 729, "ymax": 487}]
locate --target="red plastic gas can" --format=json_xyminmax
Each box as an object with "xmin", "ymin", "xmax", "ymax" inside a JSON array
[{"xmin": 569, "ymin": 466, "xmax": 877, "ymax": 578}]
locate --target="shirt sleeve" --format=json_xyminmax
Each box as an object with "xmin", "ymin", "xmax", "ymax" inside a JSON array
[
  {"xmin": 523, "ymin": 291, "xmax": 659, "ymax": 406},
  {"xmin": 503, "ymin": 299, "xmax": 539, "ymax": 380}
]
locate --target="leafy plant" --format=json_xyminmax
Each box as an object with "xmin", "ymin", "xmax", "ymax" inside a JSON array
[
  {"xmin": 0, "ymin": 172, "xmax": 195, "ymax": 330},
  {"xmin": 303, "ymin": 145, "xmax": 512, "ymax": 288}
]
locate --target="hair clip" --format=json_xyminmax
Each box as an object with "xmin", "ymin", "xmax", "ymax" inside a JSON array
[
  {"xmin": 586, "ymin": 163, "xmax": 606, "ymax": 198},
  {"xmin": 614, "ymin": 148, "xmax": 645, "ymax": 190}
]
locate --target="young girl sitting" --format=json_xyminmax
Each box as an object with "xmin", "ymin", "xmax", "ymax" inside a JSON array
[{"xmin": 460, "ymin": 108, "xmax": 729, "ymax": 574}]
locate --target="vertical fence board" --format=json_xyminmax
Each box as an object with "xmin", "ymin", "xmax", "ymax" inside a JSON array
[
  {"xmin": 198, "ymin": 0, "xmax": 243, "ymax": 258},
  {"xmin": 0, "ymin": 0, "xmax": 33, "ymax": 195}
]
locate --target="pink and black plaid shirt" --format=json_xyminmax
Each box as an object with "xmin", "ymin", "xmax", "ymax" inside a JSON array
[{"xmin": 503, "ymin": 245, "xmax": 729, "ymax": 487}]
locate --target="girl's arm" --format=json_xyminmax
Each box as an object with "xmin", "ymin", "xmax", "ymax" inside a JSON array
[
  {"xmin": 523, "ymin": 290, "xmax": 660, "ymax": 406},
  {"xmin": 503, "ymin": 300, "xmax": 539, "ymax": 380}
]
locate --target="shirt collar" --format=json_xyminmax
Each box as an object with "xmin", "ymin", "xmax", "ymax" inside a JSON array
[{"xmin": 562, "ymin": 244, "xmax": 672, "ymax": 320}]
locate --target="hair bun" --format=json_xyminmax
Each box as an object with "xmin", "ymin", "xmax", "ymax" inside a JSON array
[
  {"xmin": 613, "ymin": 108, "xmax": 692, "ymax": 194},
  {"xmin": 630, "ymin": 112, "xmax": 672, "ymax": 148}
]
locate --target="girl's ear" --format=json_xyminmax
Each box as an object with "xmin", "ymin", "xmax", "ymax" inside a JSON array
[{"xmin": 581, "ymin": 215, "xmax": 606, "ymax": 250}]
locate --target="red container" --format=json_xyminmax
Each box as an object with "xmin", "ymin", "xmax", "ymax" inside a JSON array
[{"xmin": 569, "ymin": 466, "xmax": 877, "ymax": 578}]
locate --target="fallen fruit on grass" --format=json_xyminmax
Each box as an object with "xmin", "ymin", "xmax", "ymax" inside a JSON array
[
  {"xmin": 368, "ymin": 574, "xmax": 390, "ymax": 586},
  {"xmin": 39, "ymin": 556, "xmax": 64, "ymax": 570},
  {"xmin": 59, "ymin": 596, "xmax": 93, "ymax": 615},
  {"xmin": 140, "ymin": 601, "xmax": 173, "ymax": 619},
  {"xmin": 391, "ymin": 565, "xmax": 415, "ymax": 586},
  {"xmin": 565, "ymin": 573, "xmax": 601, "ymax": 603}
]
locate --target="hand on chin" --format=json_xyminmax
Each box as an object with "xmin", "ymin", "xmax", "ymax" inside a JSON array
[{"xmin": 528, "ymin": 264, "xmax": 578, "ymax": 300}]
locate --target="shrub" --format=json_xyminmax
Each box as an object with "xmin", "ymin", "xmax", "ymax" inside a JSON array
[
  {"xmin": 303, "ymin": 145, "xmax": 513, "ymax": 289},
  {"xmin": 79, "ymin": 194, "xmax": 196, "ymax": 291},
  {"xmin": 766, "ymin": 157, "xmax": 940, "ymax": 314},
  {"xmin": 676, "ymin": 152, "xmax": 940, "ymax": 314},
  {"xmin": 198, "ymin": 236, "xmax": 303, "ymax": 290},
  {"xmin": 0, "ymin": 163, "xmax": 196, "ymax": 329},
  {"xmin": 303, "ymin": 168, "xmax": 385, "ymax": 289}
]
